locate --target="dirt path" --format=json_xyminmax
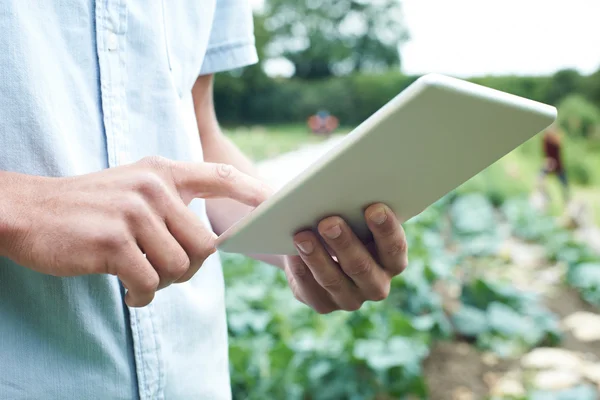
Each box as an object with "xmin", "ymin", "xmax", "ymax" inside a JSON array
[{"xmin": 423, "ymin": 286, "xmax": 600, "ymax": 400}]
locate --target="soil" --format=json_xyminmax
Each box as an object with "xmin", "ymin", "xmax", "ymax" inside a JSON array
[
  {"xmin": 423, "ymin": 287, "xmax": 600, "ymax": 400},
  {"xmin": 423, "ymin": 340, "xmax": 514, "ymax": 400},
  {"xmin": 545, "ymin": 287, "xmax": 600, "ymax": 357}
]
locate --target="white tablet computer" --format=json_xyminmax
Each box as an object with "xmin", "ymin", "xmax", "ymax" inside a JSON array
[{"xmin": 216, "ymin": 73, "xmax": 557, "ymax": 255}]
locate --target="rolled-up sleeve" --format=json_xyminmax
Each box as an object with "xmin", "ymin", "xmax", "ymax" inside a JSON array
[{"xmin": 199, "ymin": 0, "xmax": 259, "ymax": 75}]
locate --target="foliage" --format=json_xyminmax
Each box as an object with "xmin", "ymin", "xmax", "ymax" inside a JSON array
[
  {"xmin": 545, "ymin": 69, "xmax": 584, "ymax": 106},
  {"xmin": 498, "ymin": 196, "xmax": 600, "ymax": 308},
  {"xmin": 568, "ymin": 263, "xmax": 600, "ymax": 307},
  {"xmin": 223, "ymin": 197, "xmax": 453, "ymax": 399},
  {"xmin": 582, "ymin": 68, "xmax": 600, "ymax": 107},
  {"xmin": 221, "ymin": 193, "xmax": 587, "ymax": 399},
  {"xmin": 214, "ymin": 68, "xmax": 600, "ymax": 127},
  {"xmin": 261, "ymin": 0, "xmax": 410, "ymax": 79},
  {"xmin": 214, "ymin": 71, "xmax": 417, "ymax": 126},
  {"xmin": 557, "ymin": 94, "xmax": 600, "ymax": 138}
]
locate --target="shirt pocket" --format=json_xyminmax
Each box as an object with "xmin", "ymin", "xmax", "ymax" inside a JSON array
[{"xmin": 160, "ymin": 0, "xmax": 216, "ymax": 97}]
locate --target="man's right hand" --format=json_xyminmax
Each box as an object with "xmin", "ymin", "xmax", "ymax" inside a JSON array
[{"xmin": 0, "ymin": 156, "xmax": 270, "ymax": 307}]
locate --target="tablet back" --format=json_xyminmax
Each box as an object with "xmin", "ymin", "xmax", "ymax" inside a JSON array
[{"xmin": 217, "ymin": 74, "xmax": 557, "ymax": 255}]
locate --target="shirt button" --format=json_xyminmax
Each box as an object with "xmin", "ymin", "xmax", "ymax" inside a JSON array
[{"xmin": 108, "ymin": 33, "xmax": 118, "ymax": 51}]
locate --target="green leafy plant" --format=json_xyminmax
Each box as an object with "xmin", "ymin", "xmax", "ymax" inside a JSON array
[{"xmin": 221, "ymin": 190, "xmax": 587, "ymax": 399}]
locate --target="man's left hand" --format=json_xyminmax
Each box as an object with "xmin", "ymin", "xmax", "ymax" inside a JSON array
[{"xmin": 285, "ymin": 203, "xmax": 408, "ymax": 314}]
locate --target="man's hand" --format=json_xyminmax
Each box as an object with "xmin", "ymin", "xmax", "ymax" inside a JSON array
[
  {"xmin": 285, "ymin": 203, "xmax": 407, "ymax": 314},
  {"xmin": 0, "ymin": 156, "xmax": 269, "ymax": 307}
]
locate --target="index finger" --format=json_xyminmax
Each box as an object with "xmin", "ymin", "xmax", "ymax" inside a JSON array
[{"xmin": 171, "ymin": 162, "xmax": 272, "ymax": 206}]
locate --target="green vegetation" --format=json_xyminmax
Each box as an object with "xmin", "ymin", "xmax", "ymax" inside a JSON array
[
  {"xmin": 216, "ymin": 5, "xmax": 600, "ymax": 395},
  {"xmin": 214, "ymin": 67, "xmax": 600, "ymax": 127},
  {"xmin": 223, "ymin": 192, "xmax": 599, "ymax": 399},
  {"xmin": 261, "ymin": 0, "xmax": 409, "ymax": 79},
  {"xmin": 223, "ymin": 125, "xmax": 331, "ymax": 162},
  {"xmin": 221, "ymin": 119, "xmax": 600, "ymax": 398}
]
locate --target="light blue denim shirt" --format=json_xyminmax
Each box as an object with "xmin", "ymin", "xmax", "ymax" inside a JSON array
[{"xmin": 0, "ymin": 1, "xmax": 257, "ymax": 399}]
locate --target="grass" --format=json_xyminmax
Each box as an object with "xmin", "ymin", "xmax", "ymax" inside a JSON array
[
  {"xmin": 222, "ymin": 124, "xmax": 343, "ymax": 162},
  {"xmin": 225, "ymin": 124, "xmax": 600, "ymax": 224}
]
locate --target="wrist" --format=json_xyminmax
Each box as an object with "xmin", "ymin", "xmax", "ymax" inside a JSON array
[{"xmin": 0, "ymin": 171, "xmax": 37, "ymax": 258}]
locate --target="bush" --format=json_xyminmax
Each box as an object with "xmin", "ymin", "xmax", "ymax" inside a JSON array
[
  {"xmin": 562, "ymin": 136, "xmax": 600, "ymax": 186},
  {"xmin": 215, "ymin": 72, "xmax": 417, "ymax": 126},
  {"xmin": 557, "ymin": 94, "xmax": 600, "ymax": 138},
  {"xmin": 213, "ymin": 67, "xmax": 597, "ymax": 127}
]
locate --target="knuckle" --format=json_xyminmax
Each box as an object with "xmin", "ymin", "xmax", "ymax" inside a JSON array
[
  {"xmin": 347, "ymin": 256, "xmax": 373, "ymax": 278},
  {"xmin": 118, "ymin": 194, "xmax": 151, "ymax": 223},
  {"xmin": 214, "ymin": 163, "xmax": 237, "ymax": 182},
  {"xmin": 291, "ymin": 288, "xmax": 305, "ymax": 305},
  {"xmin": 135, "ymin": 172, "xmax": 168, "ymax": 200},
  {"xmin": 383, "ymin": 234, "xmax": 408, "ymax": 257},
  {"xmin": 314, "ymin": 303, "xmax": 337, "ymax": 315},
  {"xmin": 369, "ymin": 283, "xmax": 391, "ymax": 302},
  {"xmin": 188, "ymin": 248, "xmax": 211, "ymax": 267},
  {"xmin": 288, "ymin": 259, "xmax": 309, "ymax": 278},
  {"xmin": 320, "ymin": 275, "xmax": 344, "ymax": 292},
  {"xmin": 175, "ymin": 274, "xmax": 192, "ymax": 284},
  {"xmin": 342, "ymin": 300, "xmax": 363, "ymax": 312},
  {"xmin": 138, "ymin": 273, "xmax": 160, "ymax": 293},
  {"xmin": 285, "ymin": 271, "xmax": 300, "ymax": 295},
  {"xmin": 189, "ymin": 236, "xmax": 217, "ymax": 263},
  {"xmin": 396, "ymin": 256, "xmax": 409, "ymax": 275},
  {"xmin": 168, "ymin": 254, "xmax": 190, "ymax": 278},
  {"xmin": 97, "ymin": 228, "xmax": 130, "ymax": 252},
  {"xmin": 140, "ymin": 155, "xmax": 172, "ymax": 171},
  {"xmin": 386, "ymin": 241, "xmax": 407, "ymax": 258}
]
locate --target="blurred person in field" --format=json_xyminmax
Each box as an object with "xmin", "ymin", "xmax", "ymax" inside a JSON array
[
  {"xmin": 308, "ymin": 109, "xmax": 339, "ymax": 136},
  {"xmin": 538, "ymin": 124, "xmax": 570, "ymax": 204}
]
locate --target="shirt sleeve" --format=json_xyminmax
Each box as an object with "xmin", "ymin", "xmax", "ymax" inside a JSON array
[{"xmin": 199, "ymin": 0, "xmax": 259, "ymax": 75}]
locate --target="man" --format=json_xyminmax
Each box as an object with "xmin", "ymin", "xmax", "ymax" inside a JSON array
[
  {"xmin": 538, "ymin": 124, "xmax": 569, "ymax": 203},
  {"xmin": 0, "ymin": 2, "xmax": 408, "ymax": 399}
]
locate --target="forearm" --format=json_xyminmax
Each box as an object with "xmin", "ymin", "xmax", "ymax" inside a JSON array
[
  {"xmin": 201, "ymin": 132, "xmax": 259, "ymax": 235},
  {"xmin": 192, "ymin": 74, "xmax": 286, "ymax": 269},
  {"xmin": 202, "ymin": 134, "xmax": 286, "ymax": 269}
]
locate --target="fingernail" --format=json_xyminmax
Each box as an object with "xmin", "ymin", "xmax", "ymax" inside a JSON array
[
  {"xmin": 296, "ymin": 240, "xmax": 314, "ymax": 255},
  {"xmin": 323, "ymin": 224, "xmax": 342, "ymax": 239},
  {"xmin": 369, "ymin": 206, "xmax": 387, "ymax": 225}
]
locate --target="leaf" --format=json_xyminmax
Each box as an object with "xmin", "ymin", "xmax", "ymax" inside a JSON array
[
  {"xmin": 458, "ymin": 234, "xmax": 501, "ymax": 257},
  {"xmin": 228, "ymin": 309, "xmax": 272, "ymax": 334},
  {"xmin": 452, "ymin": 305, "xmax": 489, "ymax": 337},
  {"xmin": 389, "ymin": 313, "xmax": 419, "ymax": 336},
  {"xmin": 487, "ymin": 302, "xmax": 533, "ymax": 337},
  {"xmin": 568, "ymin": 263, "xmax": 600, "ymax": 288},
  {"xmin": 353, "ymin": 337, "xmax": 428, "ymax": 372},
  {"xmin": 478, "ymin": 333, "xmax": 527, "ymax": 359},
  {"xmin": 450, "ymin": 194, "xmax": 496, "ymax": 235},
  {"xmin": 461, "ymin": 279, "xmax": 523, "ymax": 310},
  {"xmin": 307, "ymin": 360, "xmax": 333, "ymax": 381},
  {"xmin": 568, "ymin": 263, "xmax": 600, "ymax": 306}
]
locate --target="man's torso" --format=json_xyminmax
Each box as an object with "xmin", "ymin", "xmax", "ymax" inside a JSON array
[{"xmin": 0, "ymin": 1, "xmax": 254, "ymax": 399}]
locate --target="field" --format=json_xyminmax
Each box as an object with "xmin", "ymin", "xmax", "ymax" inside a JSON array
[{"xmin": 221, "ymin": 125, "xmax": 600, "ymax": 399}]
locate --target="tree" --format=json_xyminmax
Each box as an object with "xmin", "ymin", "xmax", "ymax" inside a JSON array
[
  {"xmin": 262, "ymin": 0, "xmax": 410, "ymax": 79},
  {"xmin": 546, "ymin": 69, "xmax": 583, "ymax": 105},
  {"xmin": 583, "ymin": 67, "xmax": 600, "ymax": 107}
]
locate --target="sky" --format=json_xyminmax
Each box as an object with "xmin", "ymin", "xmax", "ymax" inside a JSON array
[{"xmin": 251, "ymin": 0, "xmax": 600, "ymax": 78}]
